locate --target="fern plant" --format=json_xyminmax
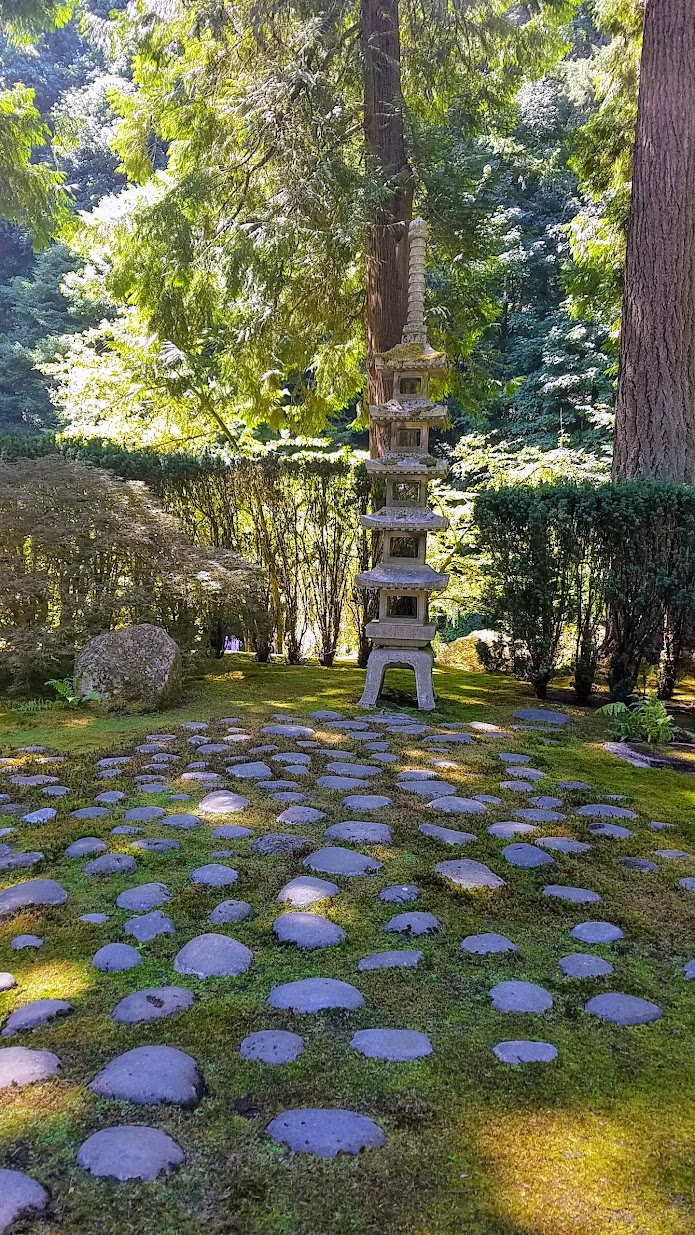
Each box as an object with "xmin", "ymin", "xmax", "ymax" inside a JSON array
[
  {"xmin": 44, "ymin": 677, "xmax": 101, "ymax": 707},
  {"xmin": 598, "ymin": 697, "xmax": 695, "ymax": 745}
]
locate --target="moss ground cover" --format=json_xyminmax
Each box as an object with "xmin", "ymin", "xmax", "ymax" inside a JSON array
[{"xmin": 1, "ymin": 659, "xmax": 695, "ymax": 1235}]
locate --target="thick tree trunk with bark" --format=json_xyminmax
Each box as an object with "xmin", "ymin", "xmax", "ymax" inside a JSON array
[
  {"xmin": 361, "ymin": 0, "xmax": 414, "ymax": 446},
  {"xmin": 613, "ymin": 0, "xmax": 695, "ymax": 482}
]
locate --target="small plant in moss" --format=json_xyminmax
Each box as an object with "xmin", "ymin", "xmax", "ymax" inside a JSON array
[{"xmin": 598, "ymin": 697, "xmax": 695, "ymax": 745}]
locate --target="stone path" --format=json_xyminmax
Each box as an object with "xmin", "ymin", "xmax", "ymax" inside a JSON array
[{"xmin": 0, "ymin": 697, "xmax": 688, "ymax": 1223}]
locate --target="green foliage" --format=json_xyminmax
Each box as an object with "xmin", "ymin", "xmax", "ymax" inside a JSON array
[
  {"xmin": 0, "ymin": 0, "xmax": 73, "ymax": 44},
  {"xmin": 0, "ymin": 84, "xmax": 67, "ymax": 243},
  {"xmin": 45, "ymin": 674, "xmax": 101, "ymax": 705},
  {"xmin": 597, "ymin": 697, "xmax": 695, "ymax": 746}
]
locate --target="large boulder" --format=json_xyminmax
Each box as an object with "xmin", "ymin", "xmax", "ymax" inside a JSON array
[
  {"xmin": 437, "ymin": 629, "xmax": 510, "ymax": 672},
  {"xmin": 75, "ymin": 624, "xmax": 182, "ymax": 713}
]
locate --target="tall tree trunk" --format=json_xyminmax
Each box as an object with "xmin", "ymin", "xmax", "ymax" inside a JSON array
[
  {"xmin": 361, "ymin": 0, "xmax": 414, "ymax": 450},
  {"xmin": 613, "ymin": 0, "xmax": 695, "ymax": 482}
]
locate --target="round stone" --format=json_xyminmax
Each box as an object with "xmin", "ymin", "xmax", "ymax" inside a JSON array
[
  {"xmin": 0, "ymin": 973, "xmax": 16, "ymax": 991},
  {"xmin": 544, "ymin": 884, "xmax": 601, "ymax": 903},
  {"xmin": 683, "ymin": 960, "xmax": 695, "ymax": 980},
  {"xmin": 11, "ymin": 935, "xmax": 42, "ymax": 950},
  {"xmin": 20, "ymin": 808, "xmax": 56, "ymax": 825},
  {"xmin": 266, "ymin": 1108, "xmax": 384, "ymax": 1156},
  {"xmin": 173, "ymin": 933, "xmax": 252, "ymax": 978},
  {"xmin": 427, "ymin": 796, "xmax": 487, "ymax": 815},
  {"xmin": 71, "ymin": 807, "xmax": 109, "ymax": 821},
  {"xmin": 419, "ymin": 823, "xmax": 476, "ymax": 846},
  {"xmin": 270, "ymin": 792, "xmax": 308, "ymax": 804},
  {"xmin": 276, "ymin": 806, "xmax": 326, "ymax": 826},
  {"xmin": 584, "ymin": 992, "xmax": 662, "ymax": 1025},
  {"xmin": 77, "ymin": 1124, "xmax": 185, "ymax": 1181},
  {"xmin": 2, "ymin": 999, "xmax": 72, "ymax": 1037},
  {"xmin": 304, "ymin": 847, "xmax": 381, "ymax": 877},
  {"xmin": 0, "ymin": 1046, "xmax": 61, "ymax": 1089},
  {"xmin": 267, "ymin": 977, "xmax": 364, "ymax": 1013},
  {"xmin": 125, "ymin": 807, "xmax": 166, "ymax": 822},
  {"xmin": 398, "ymin": 769, "xmax": 439, "ymax": 781},
  {"xmin": 502, "ymin": 842, "xmax": 555, "ymax": 868},
  {"xmin": 576, "ymin": 803, "xmax": 637, "ymax": 819},
  {"xmin": 273, "ymin": 752, "xmax": 311, "ymax": 766},
  {"xmin": 500, "ymin": 780, "xmax": 536, "ymax": 793},
  {"xmin": 318, "ymin": 776, "xmax": 369, "ymax": 791},
  {"xmin": 587, "ymin": 823, "xmax": 633, "ymax": 839},
  {"xmin": 513, "ymin": 708, "xmax": 569, "ymax": 725},
  {"xmin": 535, "ymin": 836, "xmax": 591, "ymax": 855},
  {"xmin": 277, "ymin": 876, "xmax": 339, "ymax": 907},
  {"xmin": 654, "ymin": 848, "xmax": 689, "ymax": 859},
  {"xmin": 0, "ymin": 851, "xmax": 43, "ymax": 874},
  {"xmin": 618, "ymin": 857, "xmax": 657, "ymax": 872},
  {"xmin": 112, "ymin": 987, "xmax": 194, "ymax": 1025},
  {"xmin": 209, "ymin": 899, "xmax": 253, "ymax": 924},
  {"xmin": 116, "ymin": 882, "xmax": 170, "ymax": 912},
  {"xmin": 133, "ymin": 838, "xmax": 180, "ymax": 854},
  {"xmin": 0, "ymin": 1170, "xmax": 49, "ymax": 1230},
  {"xmin": 403, "ymin": 780, "xmax": 458, "ymax": 798},
  {"xmin": 212, "ymin": 823, "xmax": 252, "ymax": 840},
  {"xmin": 493, "ymin": 1040, "xmax": 558, "ymax": 1064},
  {"xmin": 89, "ymin": 1045, "xmax": 203, "ymax": 1106},
  {"xmin": 358, "ymin": 949, "xmax": 423, "ymax": 971},
  {"xmin": 488, "ymin": 822, "xmax": 536, "ymax": 839},
  {"xmin": 531, "ymin": 796, "xmax": 563, "ymax": 809},
  {"xmin": 326, "ymin": 762, "xmax": 381, "ymax": 778},
  {"xmin": 240, "ymin": 1030, "xmax": 304, "ymax": 1065},
  {"xmin": 498, "ymin": 753, "xmax": 532, "ymax": 764},
  {"xmin": 111, "ymin": 825, "xmax": 142, "ymax": 836},
  {"xmin": 198, "ymin": 791, "xmax": 250, "ymax": 814},
  {"xmin": 341, "ymin": 794, "xmax": 391, "ymax": 811},
  {"xmin": 65, "ymin": 838, "xmax": 107, "ymax": 858},
  {"xmin": 190, "ymin": 864, "xmax": 238, "ymax": 887},
  {"xmin": 161, "ymin": 813, "xmax": 201, "ymax": 830},
  {"xmin": 325, "ymin": 821, "xmax": 391, "ymax": 845},
  {"xmin": 251, "ymin": 834, "xmax": 311, "ymax": 858},
  {"xmin": 84, "ymin": 853, "xmax": 136, "ymax": 878},
  {"xmin": 124, "ymin": 910, "xmax": 175, "ymax": 942},
  {"xmin": 80, "ymin": 913, "xmax": 109, "ymax": 924},
  {"xmin": 379, "ymin": 884, "xmax": 418, "ymax": 904},
  {"xmin": 559, "ymin": 953, "xmax": 614, "ymax": 977},
  {"xmin": 436, "ymin": 859, "xmax": 505, "ymax": 891},
  {"xmin": 648, "ymin": 821, "xmax": 675, "ymax": 831},
  {"xmin": 385, "ymin": 911, "xmax": 439, "ymax": 936},
  {"xmin": 262, "ymin": 724, "xmax": 315, "ymax": 737},
  {"xmin": 514, "ymin": 808, "xmax": 566, "ymax": 823},
  {"xmin": 273, "ymin": 912, "xmax": 346, "ymax": 950},
  {"xmin": 350, "ymin": 1028, "xmax": 432, "ymax": 1062},
  {"xmin": 460, "ymin": 932, "xmax": 518, "ymax": 955},
  {"xmin": 490, "ymin": 980, "xmax": 553, "ymax": 1013},
  {"xmin": 230, "ymin": 761, "xmax": 273, "ymax": 780},
  {"xmin": 92, "ymin": 943, "xmax": 141, "ymax": 972},
  {"xmin": 557, "ymin": 780, "xmax": 592, "ymax": 790},
  {"xmin": 509, "ymin": 768, "xmax": 546, "ymax": 781},
  {"xmin": 570, "ymin": 921, "xmax": 623, "ymax": 944}
]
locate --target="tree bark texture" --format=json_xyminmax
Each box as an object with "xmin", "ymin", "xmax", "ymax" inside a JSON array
[
  {"xmin": 361, "ymin": 0, "xmax": 414, "ymax": 446},
  {"xmin": 613, "ymin": 0, "xmax": 695, "ymax": 482}
]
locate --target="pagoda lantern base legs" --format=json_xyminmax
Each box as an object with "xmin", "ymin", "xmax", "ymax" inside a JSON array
[{"xmin": 359, "ymin": 648, "xmax": 436, "ymax": 712}]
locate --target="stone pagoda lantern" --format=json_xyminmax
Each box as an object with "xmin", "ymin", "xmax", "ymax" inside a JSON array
[{"xmin": 357, "ymin": 216, "xmax": 449, "ymax": 711}]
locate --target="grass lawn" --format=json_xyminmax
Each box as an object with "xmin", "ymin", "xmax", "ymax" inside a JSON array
[{"xmin": 1, "ymin": 658, "xmax": 695, "ymax": 1235}]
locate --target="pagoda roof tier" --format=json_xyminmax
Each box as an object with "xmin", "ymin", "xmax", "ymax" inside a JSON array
[
  {"xmin": 361, "ymin": 506, "xmax": 448, "ymax": 532},
  {"xmin": 365, "ymin": 454, "xmax": 448, "ymax": 478},
  {"xmin": 369, "ymin": 398, "xmax": 448, "ymax": 424},
  {"xmin": 356, "ymin": 563, "xmax": 448, "ymax": 592},
  {"xmin": 375, "ymin": 340, "xmax": 448, "ymax": 374}
]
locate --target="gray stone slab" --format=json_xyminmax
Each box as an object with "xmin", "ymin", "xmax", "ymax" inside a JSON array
[
  {"xmin": 0, "ymin": 974, "xmax": 16, "ymax": 991},
  {"xmin": 209, "ymin": 899, "xmax": 253, "ymax": 924},
  {"xmin": 309, "ymin": 710, "xmax": 344, "ymax": 720},
  {"xmin": 262, "ymin": 724, "xmax": 315, "ymax": 737},
  {"xmin": 427, "ymin": 797, "xmax": 487, "ymax": 815},
  {"xmin": 559, "ymin": 953, "xmax": 614, "ymax": 977},
  {"xmin": 180, "ymin": 771, "xmax": 222, "ymax": 784},
  {"xmin": 264, "ymin": 780, "xmax": 301, "ymax": 791},
  {"xmin": 318, "ymin": 775, "xmax": 369, "ymax": 791},
  {"xmin": 112, "ymin": 986, "xmax": 194, "ymax": 1025},
  {"xmin": 269, "ymin": 792, "xmax": 309, "ymax": 803},
  {"xmin": 273, "ymin": 912, "xmax": 346, "ymax": 950},
  {"xmin": 77, "ymin": 1125, "xmax": 185, "ymax": 1181},
  {"xmin": 304, "ymin": 847, "xmax": 381, "ymax": 877},
  {"xmin": 570, "ymin": 920, "xmax": 623, "ymax": 944},
  {"xmin": 544, "ymin": 884, "xmax": 601, "ymax": 903},
  {"xmin": 326, "ymin": 762, "xmax": 381, "ymax": 778},
  {"xmin": 268, "ymin": 977, "xmax": 364, "ymax": 1013},
  {"xmin": 513, "ymin": 708, "xmax": 569, "ymax": 725},
  {"xmin": 277, "ymin": 876, "xmax": 339, "ymax": 907},
  {"xmin": 198, "ymin": 791, "xmax": 250, "ymax": 814},
  {"xmin": 125, "ymin": 910, "xmax": 175, "ymax": 942},
  {"xmin": 173, "ymin": 933, "xmax": 252, "ymax": 978},
  {"xmin": 378, "ymin": 884, "xmax": 418, "ymax": 904},
  {"xmin": 0, "ymin": 1045, "xmax": 61, "ymax": 1089},
  {"xmin": 576, "ymin": 803, "xmax": 637, "ymax": 819},
  {"xmin": 161, "ymin": 813, "xmax": 202, "ymax": 830},
  {"xmin": 683, "ymin": 960, "xmax": 695, "ymax": 980},
  {"xmin": 679, "ymin": 877, "xmax": 695, "ymax": 892},
  {"xmin": 585, "ymin": 992, "xmax": 662, "ymax": 1025},
  {"xmin": 66, "ymin": 839, "xmax": 108, "ymax": 861},
  {"xmin": 111, "ymin": 825, "xmax": 142, "ymax": 836},
  {"xmin": 398, "ymin": 769, "xmax": 440, "ymax": 780},
  {"xmin": 20, "ymin": 808, "xmax": 56, "ymax": 825},
  {"xmin": 460, "ymin": 932, "xmax": 518, "ymax": 955},
  {"xmin": 253, "ymin": 833, "xmax": 313, "ymax": 857},
  {"xmin": 350, "ymin": 1028, "xmax": 432, "ymax": 1062},
  {"xmin": 654, "ymin": 848, "xmax": 690, "ymax": 859},
  {"xmin": 210, "ymin": 824, "xmax": 252, "ymax": 842},
  {"xmin": 267, "ymin": 1107, "xmax": 384, "ymax": 1156},
  {"xmin": 190, "ymin": 864, "xmax": 238, "ymax": 887},
  {"xmin": 514, "ymin": 808, "xmax": 567, "ymax": 823},
  {"xmin": 557, "ymin": 781, "xmax": 592, "ymax": 791},
  {"xmin": 509, "ymin": 768, "xmax": 546, "ymax": 781},
  {"xmin": 502, "ymin": 842, "xmax": 555, "ymax": 869},
  {"xmin": 92, "ymin": 942, "xmax": 141, "ymax": 972},
  {"xmin": 476, "ymin": 795, "xmax": 503, "ymax": 805},
  {"xmin": 499, "ymin": 780, "xmax": 536, "ymax": 793},
  {"xmin": 277, "ymin": 806, "xmax": 326, "ymax": 826},
  {"xmin": 649, "ymin": 821, "xmax": 676, "ymax": 831},
  {"xmin": 618, "ymin": 857, "xmax": 657, "ymax": 872},
  {"xmin": 272, "ymin": 753, "xmax": 311, "ymax": 766},
  {"xmin": 324, "ymin": 821, "xmax": 391, "ymax": 844},
  {"xmin": 488, "ymin": 822, "xmax": 537, "ymax": 839},
  {"xmin": 90, "ymin": 1044, "xmax": 203, "ymax": 1106},
  {"xmin": 493, "ymin": 1040, "xmax": 558, "ymax": 1064},
  {"xmin": 531, "ymin": 796, "xmax": 563, "ymax": 809},
  {"xmin": 80, "ymin": 913, "xmax": 109, "ymax": 924},
  {"xmin": 133, "ymin": 838, "xmax": 181, "ymax": 854},
  {"xmin": 0, "ymin": 1169, "xmax": 49, "ymax": 1231},
  {"xmin": 404, "ymin": 780, "xmax": 458, "ymax": 798},
  {"xmin": 586, "ymin": 823, "xmax": 633, "ymax": 839},
  {"xmin": 0, "ymin": 851, "xmax": 43, "ymax": 874},
  {"xmin": 358, "ymin": 949, "xmax": 422, "ymax": 971},
  {"xmin": 71, "ymin": 807, "xmax": 110, "ymax": 821},
  {"xmin": 419, "ymin": 823, "xmax": 476, "ymax": 846},
  {"xmin": 116, "ymin": 882, "xmax": 170, "ymax": 912},
  {"xmin": 425, "ymin": 733, "xmax": 473, "ymax": 745},
  {"xmin": 0, "ymin": 879, "xmax": 67, "ymax": 917},
  {"xmin": 11, "ymin": 935, "xmax": 42, "ymax": 950},
  {"xmin": 498, "ymin": 753, "xmax": 532, "ymax": 764},
  {"xmin": 341, "ymin": 794, "xmax": 391, "ymax": 811},
  {"xmin": 2, "ymin": 999, "xmax": 72, "ymax": 1037},
  {"xmin": 240, "ymin": 1029, "xmax": 305, "ymax": 1065},
  {"xmin": 490, "ymin": 980, "xmax": 553, "ymax": 1013},
  {"xmin": 436, "ymin": 859, "xmax": 505, "ymax": 891},
  {"xmin": 124, "ymin": 806, "xmax": 166, "ymax": 823},
  {"xmin": 535, "ymin": 836, "xmax": 591, "ymax": 855},
  {"xmin": 385, "ymin": 911, "xmax": 439, "ymax": 936},
  {"xmin": 12, "ymin": 775, "xmax": 58, "ymax": 788}
]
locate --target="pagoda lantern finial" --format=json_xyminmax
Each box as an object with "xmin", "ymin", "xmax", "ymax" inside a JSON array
[{"xmin": 402, "ymin": 216, "xmax": 428, "ymax": 346}]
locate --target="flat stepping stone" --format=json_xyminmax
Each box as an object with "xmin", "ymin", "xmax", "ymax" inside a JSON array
[
  {"xmin": 112, "ymin": 986, "xmax": 194, "ymax": 1024},
  {"xmin": 20, "ymin": 808, "xmax": 56, "ymax": 825},
  {"xmin": 0, "ymin": 879, "xmax": 67, "ymax": 917},
  {"xmin": 80, "ymin": 912, "xmax": 109, "ymax": 924},
  {"xmin": 559, "ymin": 953, "xmax": 614, "ymax": 977},
  {"xmin": 112, "ymin": 825, "xmax": 142, "ymax": 837},
  {"xmin": 0, "ymin": 974, "xmax": 16, "ymax": 991},
  {"xmin": 71, "ymin": 807, "xmax": 109, "ymax": 821},
  {"xmin": 513, "ymin": 708, "xmax": 569, "ymax": 725},
  {"xmin": 403, "ymin": 780, "xmax": 457, "ymax": 798},
  {"xmin": 536, "ymin": 836, "xmax": 591, "ymax": 854},
  {"xmin": 341, "ymin": 794, "xmax": 391, "ymax": 811},
  {"xmin": 77, "ymin": 1124, "xmax": 185, "ymax": 1181},
  {"xmin": 0, "ymin": 1046, "xmax": 61, "ymax": 1089},
  {"xmin": 198, "ymin": 791, "xmax": 250, "ymax": 814},
  {"xmin": 267, "ymin": 1108, "xmax": 384, "ymax": 1156},
  {"xmin": 576, "ymin": 803, "xmax": 637, "ymax": 819},
  {"xmin": 190, "ymin": 864, "xmax": 238, "ymax": 887},
  {"xmin": 133, "ymin": 838, "xmax": 181, "ymax": 854},
  {"xmin": 379, "ymin": 884, "xmax": 418, "ymax": 904},
  {"xmin": 2, "ymin": 999, "xmax": 72, "ymax": 1037},
  {"xmin": 398, "ymin": 769, "xmax": 440, "ymax": 780},
  {"xmin": 116, "ymin": 882, "xmax": 170, "ymax": 912},
  {"xmin": 211, "ymin": 823, "xmax": 252, "ymax": 840},
  {"xmin": 531, "ymin": 796, "xmax": 563, "ymax": 809},
  {"xmin": 69, "ymin": 834, "xmax": 111, "ymax": 855},
  {"xmin": 240, "ymin": 1029, "xmax": 305, "ymax": 1065},
  {"xmin": 571, "ymin": 920, "xmax": 623, "ymax": 944},
  {"xmin": 499, "ymin": 780, "xmax": 536, "ymax": 793},
  {"xmin": 268, "ymin": 977, "xmax": 364, "ymax": 1013},
  {"xmin": 269, "ymin": 792, "xmax": 308, "ymax": 803},
  {"xmin": 476, "ymin": 794, "xmax": 502, "ymax": 805},
  {"xmin": 557, "ymin": 780, "xmax": 592, "ymax": 790},
  {"xmin": 498, "ymin": 753, "xmax": 532, "ymax": 764},
  {"xmin": 350, "ymin": 1028, "xmax": 432, "ymax": 1062},
  {"xmin": 0, "ymin": 851, "xmax": 43, "ymax": 873},
  {"xmin": 89, "ymin": 1045, "xmax": 203, "ymax": 1106},
  {"xmin": 326, "ymin": 762, "xmax": 381, "ymax": 778},
  {"xmin": 654, "ymin": 848, "xmax": 689, "ymax": 859},
  {"xmin": 277, "ymin": 876, "xmax": 339, "ymax": 907},
  {"xmin": 273, "ymin": 753, "xmax": 311, "ymax": 766},
  {"xmin": 544, "ymin": 884, "xmax": 601, "ymax": 903},
  {"xmin": 325, "ymin": 821, "xmax": 391, "ymax": 844},
  {"xmin": 125, "ymin": 910, "xmax": 175, "ymax": 942},
  {"xmin": 427, "ymin": 797, "xmax": 487, "ymax": 815},
  {"xmin": 161, "ymin": 813, "xmax": 201, "ymax": 830},
  {"xmin": 92, "ymin": 943, "xmax": 141, "ymax": 972},
  {"xmin": 12, "ymin": 934, "xmax": 42, "ymax": 950},
  {"xmin": 508, "ymin": 768, "xmax": 546, "ymax": 781},
  {"xmin": 488, "ymin": 822, "xmax": 536, "ymax": 839},
  {"xmin": 386, "ymin": 911, "xmax": 439, "ymax": 936},
  {"xmin": 273, "ymin": 911, "xmax": 345, "ymax": 950},
  {"xmin": 460, "ymin": 932, "xmax": 518, "ymax": 955},
  {"xmin": 649, "ymin": 821, "xmax": 675, "ymax": 831},
  {"xmin": 585, "ymin": 992, "xmax": 662, "ymax": 1025},
  {"xmin": 0, "ymin": 1169, "xmax": 49, "ymax": 1231},
  {"xmin": 679, "ymin": 877, "xmax": 695, "ymax": 892},
  {"xmin": 265, "ymin": 780, "xmax": 301, "ymax": 791},
  {"xmin": 174, "ymin": 932, "xmax": 252, "ymax": 977},
  {"xmin": 490, "ymin": 980, "xmax": 553, "ymax": 1013},
  {"xmin": 318, "ymin": 775, "xmax": 369, "ymax": 790},
  {"xmin": 229, "ymin": 762, "xmax": 273, "ymax": 781},
  {"xmin": 514, "ymin": 808, "xmax": 566, "ymax": 823},
  {"xmin": 587, "ymin": 822, "xmax": 633, "ymax": 840},
  {"xmin": 137, "ymin": 782, "xmax": 171, "ymax": 794},
  {"xmin": 436, "ymin": 859, "xmax": 505, "ymax": 891},
  {"xmin": 253, "ymin": 833, "xmax": 313, "ymax": 857},
  {"xmin": 83, "ymin": 853, "xmax": 137, "ymax": 878},
  {"xmin": 197, "ymin": 743, "xmax": 232, "ymax": 755},
  {"xmin": 304, "ymin": 847, "xmax": 381, "ymax": 877},
  {"xmin": 309, "ymin": 709, "xmax": 344, "ymax": 720},
  {"xmin": 419, "ymin": 823, "xmax": 476, "ymax": 846},
  {"xmin": 180, "ymin": 771, "xmax": 222, "ymax": 783},
  {"xmin": 618, "ymin": 857, "xmax": 657, "ymax": 872},
  {"xmin": 683, "ymin": 960, "xmax": 695, "ymax": 980},
  {"xmin": 358, "ymin": 949, "xmax": 422, "ymax": 970},
  {"xmin": 425, "ymin": 733, "xmax": 473, "ymax": 745},
  {"xmin": 262, "ymin": 724, "xmax": 315, "ymax": 737},
  {"xmin": 12, "ymin": 775, "xmax": 58, "ymax": 787},
  {"xmin": 502, "ymin": 842, "xmax": 555, "ymax": 868},
  {"xmin": 209, "ymin": 899, "xmax": 253, "ymax": 924},
  {"xmin": 493, "ymin": 1040, "xmax": 558, "ymax": 1064},
  {"xmin": 277, "ymin": 806, "xmax": 326, "ymax": 826}
]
